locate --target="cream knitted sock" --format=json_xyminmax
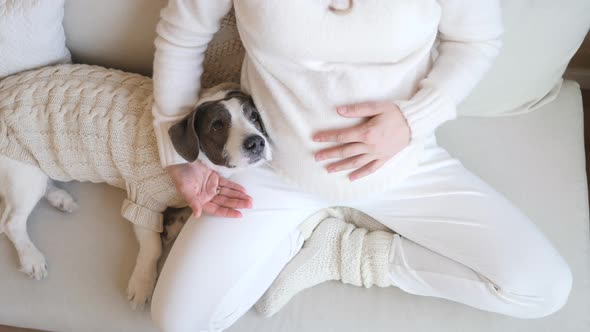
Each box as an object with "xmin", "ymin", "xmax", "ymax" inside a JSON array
[{"xmin": 255, "ymin": 215, "xmax": 395, "ymax": 317}]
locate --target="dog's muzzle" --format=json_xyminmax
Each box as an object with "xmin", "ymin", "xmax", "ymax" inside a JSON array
[{"xmin": 243, "ymin": 135, "xmax": 267, "ymax": 162}]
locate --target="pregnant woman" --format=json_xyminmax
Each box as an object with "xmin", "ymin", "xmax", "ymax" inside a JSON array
[{"xmin": 150, "ymin": 1, "xmax": 572, "ymax": 331}]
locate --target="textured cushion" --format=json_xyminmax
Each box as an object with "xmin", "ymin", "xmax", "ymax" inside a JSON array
[
  {"xmin": 0, "ymin": 81, "xmax": 587, "ymax": 332},
  {"xmin": 0, "ymin": 0, "xmax": 71, "ymax": 79},
  {"xmin": 63, "ymin": 0, "xmax": 590, "ymax": 116}
]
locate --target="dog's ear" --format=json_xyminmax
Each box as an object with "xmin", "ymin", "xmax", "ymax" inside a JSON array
[{"xmin": 168, "ymin": 110, "xmax": 200, "ymax": 162}]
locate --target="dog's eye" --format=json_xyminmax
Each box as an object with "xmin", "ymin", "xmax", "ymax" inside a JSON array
[
  {"xmin": 250, "ymin": 113, "xmax": 260, "ymax": 122},
  {"xmin": 212, "ymin": 120, "xmax": 224, "ymax": 131}
]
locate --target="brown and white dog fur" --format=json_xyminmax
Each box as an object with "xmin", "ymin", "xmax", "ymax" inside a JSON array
[{"xmin": 0, "ymin": 83, "xmax": 271, "ymax": 310}]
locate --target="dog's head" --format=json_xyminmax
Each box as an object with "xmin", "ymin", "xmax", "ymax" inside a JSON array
[{"xmin": 169, "ymin": 83, "xmax": 271, "ymax": 175}]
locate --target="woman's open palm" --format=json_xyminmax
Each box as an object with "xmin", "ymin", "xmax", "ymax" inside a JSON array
[{"xmin": 167, "ymin": 162, "xmax": 252, "ymax": 218}]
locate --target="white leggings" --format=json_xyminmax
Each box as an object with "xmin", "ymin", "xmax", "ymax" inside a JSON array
[{"xmin": 151, "ymin": 140, "xmax": 572, "ymax": 332}]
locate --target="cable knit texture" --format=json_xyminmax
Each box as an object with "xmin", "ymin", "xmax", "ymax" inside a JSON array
[
  {"xmin": 153, "ymin": 0, "xmax": 503, "ymax": 200},
  {"xmin": 0, "ymin": 64, "xmax": 183, "ymax": 232},
  {"xmin": 201, "ymin": 10, "xmax": 245, "ymax": 90}
]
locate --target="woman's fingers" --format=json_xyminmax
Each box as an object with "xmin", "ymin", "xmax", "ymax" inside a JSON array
[
  {"xmin": 337, "ymin": 102, "xmax": 383, "ymax": 118},
  {"xmin": 218, "ymin": 187, "xmax": 253, "ymax": 203},
  {"xmin": 349, "ymin": 159, "xmax": 385, "ymax": 181},
  {"xmin": 203, "ymin": 202, "xmax": 243, "ymax": 218},
  {"xmin": 315, "ymin": 143, "xmax": 369, "ymax": 161},
  {"xmin": 204, "ymin": 171, "xmax": 220, "ymax": 197},
  {"xmin": 216, "ymin": 178, "xmax": 253, "ymax": 209},
  {"xmin": 326, "ymin": 154, "xmax": 374, "ymax": 173},
  {"xmin": 211, "ymin": 194, "xmax": 252, "ymax": 209},
  {"xmin": 193, "ymin": 189, "xmax": 250, "ymax": 219},
  {"xmin": 189, "ymin": 200, "xmax": 203, "ymax": 218},
  {"xmin": 314, "ymin": 103, "xmax": 385, "ymax": 143},
  {"xmin": 219, "ymin": 177, "xmax": 248, "ymax": 194},
  {"xmin": 204, "ymin": 177, "xmax": 252, "ymax": 217},
  {"xmin": 314, "ymin": 122, "xmax": 369, "ymax": 143}
]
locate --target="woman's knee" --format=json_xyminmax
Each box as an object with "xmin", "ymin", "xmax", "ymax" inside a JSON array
[
  {"xmin": 151, "ymin": 280, "xmax": 213, "ymax": 332},
  {"xmin": 495, "ymin": 259, "xmax": 572, "ymax": 319},
  {"xmin": 149, "ymin": 221, "xmax": 238, "ymax": 331},
  {"xmin": 533, "ymin": 262, "xmax": 573, "ymax": 317},
  {"xmin": 152, "ymin": 276, "xmax": 237, "ymax": 332},
  {"xmin": 150, "ymin": 297, "xmax": 186, "ymax": 332},
  {"xmin": 150, "ymin": 217, "xmax": 305, "ymax": 331}
]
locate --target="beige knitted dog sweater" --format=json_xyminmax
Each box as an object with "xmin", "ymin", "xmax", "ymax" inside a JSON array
[{"xmin": 0, "ymin": 64, "xmax": 184, "ymax": 232}]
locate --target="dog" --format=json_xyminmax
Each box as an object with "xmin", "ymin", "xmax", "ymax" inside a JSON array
[
  {"xmin": 0, "ymin": 78, "xmax": 270, "ymax": 310},
  {"xmin": 162, "ymin": 207, "xmax": 194, "ymax": 246}
]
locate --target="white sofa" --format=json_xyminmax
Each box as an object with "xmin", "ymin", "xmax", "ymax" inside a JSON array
[{"xmin": 1, "ymin": 1, "xmax": 589, "ymax": 331}]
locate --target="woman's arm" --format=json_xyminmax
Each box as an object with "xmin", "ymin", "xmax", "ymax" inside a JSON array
[
  {"xmin": 397, "ymin": 0, "xmax": 503, "ymax": 140},
  {"xmin": 153, "ymin": 1, "xmax": 252, "ymax": 218},
  {"xmin": 152, "ymin": 0, "xmax": 233, "ymax": 167}
]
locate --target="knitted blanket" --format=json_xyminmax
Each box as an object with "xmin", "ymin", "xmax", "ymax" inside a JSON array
[
  {"xmin": 200, "ymin": 9, "xmax": 245, "ymax": 89},
  {"xmin": 0, "ymin": 64, "xmax": 184, "ymax": 232}
]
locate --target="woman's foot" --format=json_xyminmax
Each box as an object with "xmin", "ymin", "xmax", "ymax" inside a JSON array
[
  {"xmin": 256, "ymin": 217, "xmax": 353, "ymax": 317},
  {"xmin": 256, "ymin": 212, "xmax": 395, "ymax": 317}
]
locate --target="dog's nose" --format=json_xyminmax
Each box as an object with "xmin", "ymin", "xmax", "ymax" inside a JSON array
[{"xmin": 243, "ymin": 135, "xmax": 265, "ymax": 155}]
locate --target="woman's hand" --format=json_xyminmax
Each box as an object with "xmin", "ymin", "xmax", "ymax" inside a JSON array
[
  {"xmin": 314, "ymin": 102, "xmax": 411, "ymax": 181},
  {"xmin": 166, "ymin": 162, "xmax": 252, "ymax": 218}
]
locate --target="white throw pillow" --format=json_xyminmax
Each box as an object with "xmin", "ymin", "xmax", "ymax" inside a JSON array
[
  {"xmin": 458, "ymin": 0, "xmax": 590, "ymax": 116},
  {"xmin": 0, "ymin": 0, "xmax": 71, "ymax": 79}
]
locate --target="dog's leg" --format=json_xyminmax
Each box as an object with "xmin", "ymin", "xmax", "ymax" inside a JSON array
[
  {"xmin": 4, "ymin": 206, "xmax": 48, "ymax": 280},
  {"xmin": 0, "ymin": 157, "xmax": 49, "ymax": 280},
  {"xmin": 127, "ymin": 224, "xmax": 162, "ymax": 310},
  {"xmin": 162, "ymin": 207, "xmax": 192, "ymax": 246},
  {"xmin": 45, "ymin": 181, "xmax": 78, "ymax": 213}
]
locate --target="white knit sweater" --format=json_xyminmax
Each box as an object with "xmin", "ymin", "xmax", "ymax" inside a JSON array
[
  {"xmin": 153, "ymin": 0, "xmax": 503, "ymax": 200},
  {"xmin": 0, "ymin": 65, "xmax": 184, "ymax": 232}
]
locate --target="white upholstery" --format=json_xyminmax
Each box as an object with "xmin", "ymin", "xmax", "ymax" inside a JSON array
[
  {"xmin": 1, "ymin": 81, "xmax": 587, "ymax": 332},
  {"xmin": 0, "ymin": 0, "xmax": 71, "ymax": 79},
  {"xmin": 62, "ymin": 0, "xmax": 590, "ymax": 117}
]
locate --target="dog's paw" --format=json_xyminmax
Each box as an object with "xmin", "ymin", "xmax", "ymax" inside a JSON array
[
  {"xmin": 46, "ymin": 189, "xmax": 78, "ymax": 213},
  {"xmin": 163, "ymin": 207, "xmax": 192, "ymax": 225},
  {"xmin": 161, "ymin": 221, "xmax": 185, "ymax": 246},
  {"xmin": 127, "ymin": 270, "xmax": 157, "ymax": 311},
  {"xmin": 19, "ymin": 249, "xmax": 48, "ymax": 280},
  {"xmin": 162, "ymin": 207, "xmax": 192, "ymax": 245}
]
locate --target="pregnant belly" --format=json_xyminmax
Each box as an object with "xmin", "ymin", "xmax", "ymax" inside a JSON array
[
  {"xmin": 269, "ymin": 130, "xmax": 425, "ymax": 202},
  {"xmin": 241, "ymin": 51, "xmax": 432, "ymax": 200}
]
